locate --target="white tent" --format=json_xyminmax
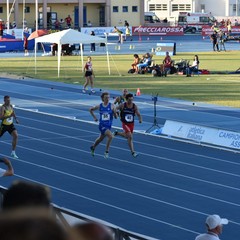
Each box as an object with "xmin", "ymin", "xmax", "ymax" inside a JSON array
[{"xmin": 35, "ymin": 29, "xmax": 110, "ymax": 77}]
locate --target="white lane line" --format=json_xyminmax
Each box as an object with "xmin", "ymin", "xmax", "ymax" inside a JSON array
[
  {"xmin": 2, "ymin": 128, "xmax": 240, "ymax": 195},
  {"xmin": 11, "ymin": 174, "xmax": 200, "ymax": 235},
  {"xmin": 17, "ymin": 123, "xmax": 240, "ymax": 180},
  {"xmin": 18, "ymin": 114, "xmax": 240, "ymax": 165}
]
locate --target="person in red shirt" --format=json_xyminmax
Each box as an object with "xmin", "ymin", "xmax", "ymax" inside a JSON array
[
  {"xmin": 114, "ymin": 93, "xmax": 142, "ymax": 157},
  {"xmin": 65, "ymin": 15, "xmax": 72, "ymax": 28},
  {"xmin": 23, "ymin": 33, "xmax": 29, "ymax": 56},
  {"xmin": 0, "ymin": 19, "xmax": 4, "ymax": 39},
  {"xmin": 82, "ymin": 56, "xmax": 95, "ymax": 93},
  {"xmin": 162, "ymin": 51, "xmax": 172, "ymax": 75}
]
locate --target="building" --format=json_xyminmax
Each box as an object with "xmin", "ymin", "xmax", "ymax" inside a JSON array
[
  {"xmin": 0, "ymin": 0, "xmax": 144, "ymax": 29},
  {"xmin": 145, "ymin": 0, "xmax": 240, "ymax": 20}
]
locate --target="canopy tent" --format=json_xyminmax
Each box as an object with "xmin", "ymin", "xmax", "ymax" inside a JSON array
[{"xmin": 35, "ymin": 29, "xmax": 110, "ymax": 77}]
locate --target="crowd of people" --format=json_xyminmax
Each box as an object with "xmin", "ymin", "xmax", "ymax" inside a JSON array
[
  {"xmin": 129, "ymin": 51, "xmax": 196, "ymax": 77},
  {"xmin": 0, "ymin": 180, "xmax": 114, "ymax": 240},
  {"xmin": 0, "ymin": 179, "xmax": 230, "ymax": 240}
]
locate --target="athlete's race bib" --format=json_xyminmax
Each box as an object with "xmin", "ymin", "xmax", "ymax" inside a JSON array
[
  {"xmin": 125, "ymin": 114, "xmax": 133, "ymax": 122},
  {"xmin": 102, "ymin": 113, "xmax": 110, "ymax": 121},
  {"xmin": 6, "ymin": 117, "xmax": 13, "ymax": 123}
]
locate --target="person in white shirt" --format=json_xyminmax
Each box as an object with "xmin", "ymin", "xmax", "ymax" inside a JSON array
[
  {"xmin": 0, "ymin": 157, "xmax": 14, "ymax": 177},
  {"xmin": 195, "ymin": 214, "xmax": 228, "ymax": 240}
]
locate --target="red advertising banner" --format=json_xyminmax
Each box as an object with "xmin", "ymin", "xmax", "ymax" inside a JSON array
[
  {"xmin": 202, "ymin": 26, "xmax": 240, "ymax": 36},
  {"xmin": 132, "ymin": 26, "xmax": 184, "ymax": 36}
]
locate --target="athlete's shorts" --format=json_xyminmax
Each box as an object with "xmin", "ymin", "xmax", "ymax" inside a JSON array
[
  {"xmin": 0, "ymin": 124, "xmax": 16, "ymax": 137},
  {"xmin": 85, "ymin": 71, "xmax": 93, "ymax": 77},
  {"xmin": 99, "ymin": 124, "xmax": 111, "ymax": 135},
  {"xmin": 122, "ymin": 122, "xmax": 134, "ymax": 133}
]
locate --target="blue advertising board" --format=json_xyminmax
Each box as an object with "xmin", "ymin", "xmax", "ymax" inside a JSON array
[{"xmin": 155, "ymin": 42, "xmax": 176, "ymax": 56}]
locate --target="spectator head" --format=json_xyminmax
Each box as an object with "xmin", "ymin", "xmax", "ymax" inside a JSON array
[
  {"xmin": 145, "ymin": 52, "xmax": 150, "ymax": 58},
  {"xmin": 205, "ymin": 214, "xmax": 228, "ymax": 234},
  {"xmin": 126, "ymin": 93, "xmax": 133, "ymax": 101},
  {"xmin": 194, "ymin": 55, "xmax": 199, "ymax": 60},
  {"xmin": 133, "ymin": 54, "xmax": 139, "ymax": 58},
  {"xmin": 2, "ymin": 180, "xmax": 51, "ymax": 211},
  {"xmin": 122, "ymin": 89, "xmax": 128, "ymax": 95},
  {"xmin": 71, "ymin": 222, "xmax": 113, "ymax": 240},
  {"xmin": 0, "ymin": 209, "xmax": 68, "ymax": 240}
]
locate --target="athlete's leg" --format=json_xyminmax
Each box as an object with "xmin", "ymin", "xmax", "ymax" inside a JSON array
[
  {"xmin": 11, "ymin": 130, "xmax": 18, "ymax": 151},
  {"xmin": 83, "ymin": 76, "xmax": 90, "ymax": 90},
  {"xmin": 105, "ymin": 129, "xmax": 113, "ymax": 153},
  {"xmin": 92, "ymin": 134, "xmax": 105, "ymax": 149},
  {"xmin": 125, "ymin": 131, "xmax": 134, "ymax": 153}
]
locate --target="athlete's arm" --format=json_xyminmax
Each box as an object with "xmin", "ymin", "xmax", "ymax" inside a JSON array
[
  {"xmin": 11, "ymin": 106, "xmax": 19, "ymax": 124},
  {"xmin": 116, "ymin": 103, "xmax": 123, "ymax": 111},
  {"xmin": 135, "ymin": 105, "xmax": 142, "ymax": 123},
  {"xmin": 114, "ymin": 96, "xmax": 120, "ymax": 105},
  {"xmin": 0, "ymin": 157, "xmax": 14, "ymax": 177},
  {"xmin": 89, "ymin": 105, "xmax": 99, "ymax": 122},
  {"xmin": 111, "ymin": 104, "xmax": 118, "ymax": 119}
]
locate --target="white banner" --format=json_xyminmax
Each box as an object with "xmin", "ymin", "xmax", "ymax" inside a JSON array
[
  {"xmin": 81, "ymin": 26, "xmax": 128, "ymax": 36},
  {"xmin": 162, "ymin": 120, "xmax": 240, "ymax": 150}
]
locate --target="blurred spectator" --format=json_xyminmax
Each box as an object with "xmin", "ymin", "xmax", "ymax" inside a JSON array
[
  {"xmin": 131, "ymin": 54, "xmax": 140, "ymax": 72},
  {"xmin": 72, "ymin": 222, "xmax": 113, "ymax": 240},
  {"xmin": 2, "ymin": 180, "xmax": 51, "ymax": 211},
  {"xmin": 0, "ymin": 19, "xmax": 4, "ymax": 39},
  {"xmin": 0, "ymin": 157, "xmax": 14, "ymax": 177},
  {"xmin": 65, "ymin": 15, "xmax": 72, "ymax": 28},
  {"xmin": 90, "ymin": 31, "xmax": 95, "ymax": 52},
  {"xmin": 55, "ymin": 19, "xmax": 60, "ymax": 30},
  {"xmin": 114, "ymin": 89, "xmax": 128, "ymax": 105},
  {"xmin": 0, "ymin": 209, "xmax": 69, "ymax": 240},
  {"xmin": 227, "ymin": 21, "xmax": 232, "ymax": 34},
  {"xmin": 234, "ymin": 19, "xmax": 239, "ymax": 26},
  {"xmin": 186, "ymin": 55, "xmax": 199, "ymax": 76},
  {"xmin": 87, "ymin": 20, "xmax": 92, "ymax": 27},
  {"xmin": 210, "ymin": 31, "xmax": 219, "ymax": 51},
  {"xmin": 124, "ymin": 20, "xmax": 129, "ymax": 28},
  {"xmin": 162, "ymin": 51, "xmax": 172, "ymax": 74},
  {"xmin": 135, "ymin": 52, "xmax": 151, "ymax": 73},
  {"xmin": 195, "ymin": 214, "xmax": 228, "ymax": 240},
  {"xmin": 60, "ymin": 18, "xmax": 65, "ymax": 30},
  {"xmin": 23, "ymin": 32, "xmax": 29, "ymax": 56}
]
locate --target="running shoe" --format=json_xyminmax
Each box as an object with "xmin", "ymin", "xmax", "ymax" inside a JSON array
[
  {"xmin": 82, "ymin": 89, "xmax": 86, "ymax": 93},
  {"xmin": 132, "ymin": 152, "xmax": 139, "ymax": 158},
  {"xmin": 91, "ymin": 89, "xmax": 95, "ymax": 93},
  {"xmin": 11, "ymin": 151, "xmax": 19, "ymax": 159},
  {"xmin": 104, "ymin": 151, "xmax": 109, "ymax": 159},
  {"xmin": 90, "ymin": 146, "xmax": 95, "ymax": 156},
  {"xmin": 113, "ymin": 130, "xmax": 118, "ymax": 136}
]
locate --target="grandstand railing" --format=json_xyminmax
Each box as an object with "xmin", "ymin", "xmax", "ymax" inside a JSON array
[{"xmin": 0, "ymin": 185, "xmax": 157, "ymax": 240}]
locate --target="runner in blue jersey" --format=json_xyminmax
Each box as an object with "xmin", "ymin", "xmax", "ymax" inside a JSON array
[{"xmin": 89, "ymin": 92, "xmax": 117, "ymax": 159}]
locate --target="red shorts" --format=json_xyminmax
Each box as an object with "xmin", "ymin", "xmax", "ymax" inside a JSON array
[{"xmin": 122, "ymin": 122, "xmax": 134, "ymax": 133}]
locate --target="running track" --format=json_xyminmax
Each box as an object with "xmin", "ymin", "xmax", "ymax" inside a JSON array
[{"xmin": 0, "ymin": 77, "xmax": 240, "ymax": 240}]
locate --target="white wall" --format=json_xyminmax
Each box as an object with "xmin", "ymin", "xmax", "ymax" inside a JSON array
[{"xmin": 145, "ymin": 0, "xmax": 240, "ymax": 18}]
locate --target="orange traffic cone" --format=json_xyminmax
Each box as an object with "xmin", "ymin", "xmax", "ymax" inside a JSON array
[{"xmin": 136, "ymin": 88, "xmax": 141, "ymax": 96}]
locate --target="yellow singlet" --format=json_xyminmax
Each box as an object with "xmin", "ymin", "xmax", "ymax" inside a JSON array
[{"xmin": 2, "ymin": 106, "xmax": 13, "ymax": 125}]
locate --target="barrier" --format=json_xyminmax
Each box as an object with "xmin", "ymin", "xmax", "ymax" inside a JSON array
[
  {"xmin": 0, "ymin": 185, "xmax": 156, "ymax": 240},
  {"xmin": 155, "ymin": 42, "xmax": 176, "ymax": 56},
  {"xmin": 162, "ymin": 120, "xmax": 240, "ymax": 151}
]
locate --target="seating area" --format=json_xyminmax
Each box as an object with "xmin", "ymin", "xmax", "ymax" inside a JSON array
[{"xmin": 128, "ymin": 54, "xmax": 204, "ymax": 77}]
